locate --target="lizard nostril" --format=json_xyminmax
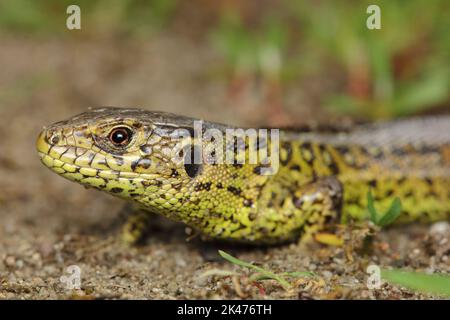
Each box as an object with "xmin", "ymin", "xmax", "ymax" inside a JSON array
[
  {"xmin": 47, "ymin": 131, "xmax": 60, "ymax": 145},
  {"xmin": 51, "ymin": 135, "xmax": 60, "ymax": 144}
]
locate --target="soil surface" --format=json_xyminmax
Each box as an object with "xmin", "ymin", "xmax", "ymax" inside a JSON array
[{"xmin": 0, "ymin": 35, "xmax": 448, "ymax": 300}]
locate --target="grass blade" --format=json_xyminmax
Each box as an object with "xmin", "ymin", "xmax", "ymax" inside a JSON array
[
  {"xmin": 218, "ymin": 250, "xmax": 256, "ymax": 269},
  {"xmin": 381, "ymin": 269, "xmax": 450, "ymax": 297},
  {"xmin": 218, "ymin": 250, "xmax": 291, "ymax": 290},
  {"xmin": 377, "ymin": 197, "xmax": 402, "ymax": 226}
]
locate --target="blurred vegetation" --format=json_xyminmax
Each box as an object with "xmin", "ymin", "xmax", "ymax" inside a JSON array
[
  {"xmin": 0, "ymin": 0, "xmax": 448, "ymax": 119},
  {"xmin": 0, "ymin": 0, "xmax": 178, "ymax": 35}
]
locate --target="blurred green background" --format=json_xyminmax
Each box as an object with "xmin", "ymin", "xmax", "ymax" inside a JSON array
[{"xmin": 0, "ymin": 0, "xmax": 448, "ymax": 125}]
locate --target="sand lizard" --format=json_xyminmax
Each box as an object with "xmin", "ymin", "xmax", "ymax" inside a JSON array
[{"xmin": 36, "ymin": 107, "xmax": 450, "ymax": 244}]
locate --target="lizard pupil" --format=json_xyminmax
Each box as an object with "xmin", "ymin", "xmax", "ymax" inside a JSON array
[{"xmin": 109, "ymin": 127, "xmax": 132, "ymax": 146}]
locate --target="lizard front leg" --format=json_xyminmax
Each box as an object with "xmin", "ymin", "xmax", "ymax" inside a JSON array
[
  {"xmin": 293, "ymin": 176, "xmax": 344, "ymax": 242},
  {"xmin": 251, "ymin": 176, "xmax": 343, "ymax": 244},
  {"xmin": 120, "ymin": 209, "xmax": 153, "ymax": 245}
]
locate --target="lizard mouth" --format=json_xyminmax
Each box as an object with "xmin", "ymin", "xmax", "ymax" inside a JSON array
[{"xmin": 36, "ymin": 129, "xmax": 159, "ymax": 193}]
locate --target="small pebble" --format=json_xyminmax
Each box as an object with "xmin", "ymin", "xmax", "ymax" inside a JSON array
[
  {"xmin": 429, "ymin": 221, "xmax": 450, "ymax": 235},
  {"xmin": 16, "ymin": 259, "xmax": 24, "ymax": 269},
  {"xmin": 5, "ymin": 256, "xmax": 16, "ymax": 267}
]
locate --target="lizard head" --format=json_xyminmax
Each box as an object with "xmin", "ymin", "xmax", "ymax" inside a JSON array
[{"xmin": 36, "ymin": 107, "xmax": 208, "ymax": 210}]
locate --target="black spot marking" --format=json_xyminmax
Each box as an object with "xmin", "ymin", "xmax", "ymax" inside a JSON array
[
  {"xmin": 203, "ymin": 182, "xmax": 212, "ymax": 191},
  {"xmin": 194, "ymin": 182, "xmax": 212, "ymax": 192},
  {"xmin": 293, "ymin": 196, "xmax": 303, "ymax": 209},
  {"xmin": 185, "ymin": 163, "xmax": 202, "ymax": 178},
  {"xmin": 184, "ymin": 144, "xmax": 202, "ymax": 178},
  {"xmin": 243, "ymin": 199, "xmax": 253, "ymax": 207},
  {"xmin": 392, "ymin": 147, "xmax": 407, "ymax": 156},
  {"xmin": 290, "ymin": 164, "xmax": 301, "ymax": 171},
  {"xmin": 170, "ymin": 169, "xmax": 179, "ymax": 178},
  {"xmin": 328, "ymin": 161, "xmax": 340, "ymax": 175},
  {"xmin": 253, "ymin": 166, "xmax": 262, "ymax": 175},
  {"xmin": 227, "ymin": 186, "xmax": 242, "ymax": 196},
  {"xmin": 216, "ymin": 183, "xmax": 223, "ymax": 189},
  {"xmin": 280, "ymin": 142, "xmax": 292, "ymax": 165},
  {"xmin": 335, "ymin": 145, "xmax": 350, "ymax": 155},
  {"xmin": 131, "ymin": 159, "xmax": 140, "ymax": 172},
  {"xmin": 419, "ymin": 145, "xmax": 439, "ymax": 154},
  {"xmin": 425, "ymin": 177, "xmax": 434, "ymax": 186},
  {"xmin": 425, "ymin": 191, "xmax": 437, "ymax": 198},
  {"xmin": 110, "ymin": 187, "xmax": 123, "ymax": 193}
]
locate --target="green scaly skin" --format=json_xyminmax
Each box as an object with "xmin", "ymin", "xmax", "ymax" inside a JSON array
[{"xmin": 36, "ymin": 107, "xmax": 450, "ymax": 244}]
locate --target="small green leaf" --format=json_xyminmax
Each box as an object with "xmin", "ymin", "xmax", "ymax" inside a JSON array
[
  {"xmin": 366, "ymin": 191, "xmax": 402, "ymax": 227},
  {"xmin": 218, "ymin": 250, "xmax": 255, "ymax": 269},
  {"xmin": 377, "ymin": 197, "xmax": 402, "ymax": 226},
  {"xmin": 381, "ymin": 269, "xmax": 450, "ymax": 297}
]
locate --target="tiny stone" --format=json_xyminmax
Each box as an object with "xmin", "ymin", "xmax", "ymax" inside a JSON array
[
  {"xmin": 5, "ymin": 256, "xmax": 15, "ymax": 267},
  {"xmin": 32, "ymin": 252, "xmax": 41, "ymax": 261},
  {"xmin": 16, "ymin": 259, "xmax": 24, "ymax": 269},
  {"xmin": 322, "ymin": 270, "xmax": 333, "ymax": 279},
  {"xmin": 167, "ymin": 282, "xmax": 178, "ymax": 292},
  {"xmin": 429, "ymin": 221, "xmax": 450, "ymax": 235},
  {"xmin": 8, "ymin": 273, "xmax": 17, "ymax": 283}
]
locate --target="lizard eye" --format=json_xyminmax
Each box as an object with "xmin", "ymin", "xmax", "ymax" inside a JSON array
[{"xmin": 109, "ymin": 127, "xmax": 133, "ymax": 146}]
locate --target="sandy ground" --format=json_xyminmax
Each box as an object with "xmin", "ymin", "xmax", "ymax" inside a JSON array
[{"xmin": 0, "ymin": 34, "xmax": 448, "ymax": 299}]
